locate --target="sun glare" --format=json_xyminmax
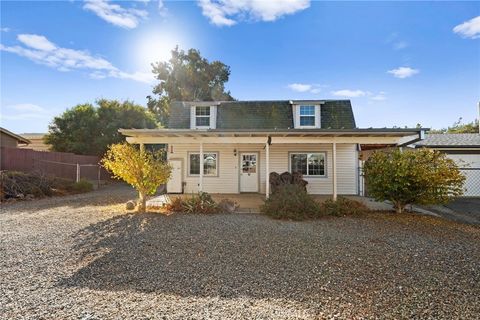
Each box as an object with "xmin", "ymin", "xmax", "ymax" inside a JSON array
[{"xmin": 134, "ymin": 31, "xmax": 183, "ymax": 71}]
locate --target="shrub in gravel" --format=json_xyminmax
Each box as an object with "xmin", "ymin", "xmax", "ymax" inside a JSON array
[
  {"xmin": 321, "ymin": 197, "xmax": 369, "ymax": 217},
  {"xmin": 166, "ymin": 192, "xmax": 220, "ymax": 214},
  {"xmin": 67, "ymin": 179, "xmax": 94, "ymax": 193},
  {"xmin": 261, "ymin": 184, "xmax": 322, "ymax": 220}
]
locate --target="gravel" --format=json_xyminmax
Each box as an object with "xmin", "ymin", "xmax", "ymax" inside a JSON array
[{"xmin": 1, "ymin": 184, "xmax": 479, "ymax": 319}]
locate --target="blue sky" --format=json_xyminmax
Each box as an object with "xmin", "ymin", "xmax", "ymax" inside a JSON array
[{"xmin": 1, "ymin": 0, "xmax": 479, "ymax": 134}]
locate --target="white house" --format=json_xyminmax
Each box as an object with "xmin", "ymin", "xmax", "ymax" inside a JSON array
[{"xmin": 121, "ymin": 100, "xmax": 425, "ymax": 199}]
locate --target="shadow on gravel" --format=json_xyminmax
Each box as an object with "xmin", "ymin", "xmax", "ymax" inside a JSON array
[{"xmin": 58, "ymin": 212, "xmax": 480, "ymax": 308}]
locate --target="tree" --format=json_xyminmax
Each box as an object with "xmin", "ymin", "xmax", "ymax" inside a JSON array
[
  {"xmin": 363, "ymin": 149, "xmax": 465, "ymax": 213},
  {"xmin": 102, "ymin": 143, "xmax": 172, "ymax": 213},
  {"xmin": 430, "ymin": 118, "xmax": 479, "ymax": 134},
  {"xmin": 147, "ymin": 46, "xmax": 234, "ymax": 125},
  {"xmin": 45, "ymin": 99, "xmax": 157, "ymax": 156}
]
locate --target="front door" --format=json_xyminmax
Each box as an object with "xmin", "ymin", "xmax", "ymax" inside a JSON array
[
  {"xmin": 240, "ymin": 152, "xmax": 259, "ymax": 192},
  {"xmin": 167, "ymin": 160, "xmax": 182, "ymax": 193}
]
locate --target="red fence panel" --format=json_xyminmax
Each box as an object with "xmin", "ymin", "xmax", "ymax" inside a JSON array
[{"xmin": 0, "ymin": 147, "xmax": 110, "ymax": 181}]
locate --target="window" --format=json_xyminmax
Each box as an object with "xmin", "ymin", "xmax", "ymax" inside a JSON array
[
  {"xmin": 299, "ymin": 105, "xmax": 316, "ymax": 126},
  {"xmin": 290, "ymin": 153, "xmax": 325, "ymax": 176},
  {"xmin": 195, "ymin": 106, "xmax": 210, "ymax": 127},
  {"xmin": 189, "ymin": 152, "xmax": 218, "ymax": 176}
]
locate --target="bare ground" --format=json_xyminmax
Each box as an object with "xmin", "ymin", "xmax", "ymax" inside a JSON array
[{"xmin": 1, "ymin": 184, "xmax": 479, "ymax": 319}]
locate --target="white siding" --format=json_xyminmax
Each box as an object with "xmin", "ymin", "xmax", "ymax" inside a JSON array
[{"xmin": 167, "ymin": 142, "xmax": 358, "ymax": 195}]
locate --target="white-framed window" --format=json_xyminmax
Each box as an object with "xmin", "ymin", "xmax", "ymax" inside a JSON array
[
  {"xmin": 188, "ymin": 152, "xmax": 218, "ymax": 176},
  {"xmin": 299, "ymin": 105, "xmax": 315, "ymax": 126},
  {"xmin": 290, "ymin": 152, "xmax": 326, "ymax": 177},
  {"xmin": 293, "ymin": 104, "xmax": 320, "ymax": 128},
  {"xmin": 195, "ymin": 106, "xmax": 211, "ymax": 127}
]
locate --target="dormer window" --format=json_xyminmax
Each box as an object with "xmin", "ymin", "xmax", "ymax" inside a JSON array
[
  {"xmin": 293, "ymin": 104, "xmax": 320, "ymax": 128},
  {"xmin": 299, "ymin": 106, "xmax": 315, "ymax": 126},
  {"xmin": 195, "ymin": 106, "xmax": 210, "ymax": 127}
]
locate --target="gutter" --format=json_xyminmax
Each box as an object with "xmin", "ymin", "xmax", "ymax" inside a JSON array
[{"xmin": 397, "ymin": 129, "xmax": 426, "ymax": 147}]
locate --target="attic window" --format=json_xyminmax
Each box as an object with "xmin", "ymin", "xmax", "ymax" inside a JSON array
[
  {"xmin": 299, "ymin": 106, "xmax": 315, "ymax": 126},
  {"xmin": 195, "ymin": 106, "xmax": 210, "ymax": 127}
]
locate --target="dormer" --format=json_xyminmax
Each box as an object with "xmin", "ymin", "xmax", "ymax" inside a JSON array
[
  {"xmin": 190, "ymin": 103, "xmax": 217, "ymax": 129},
  {"xmin": 291, "ymin": 102, "xmax": 322, "ymax": 129}
]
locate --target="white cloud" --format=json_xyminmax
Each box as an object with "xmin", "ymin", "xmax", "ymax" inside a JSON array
[
  {"xmin": 288, "ymin": 83, "xmax": 312, "ymax": 92},
  {"xmin": 287, "ymin": 83, "xmax": 325, "ymax": 94},
  {"xmin": 1, "ymin": 27, "xmax": 10, "ymax": 32},
  {"xmin": 387, "ymin": 66, "xmax": 419, "ymax": 79},
  {"xmin": 1, "ymin": 34, "xmax": 153, "ymax": 84},
  {"xmin": 453, "ymin": 16, "xmax": 480, "ymax": 39},
  {"xmin": 83, "ymin": 0, "xmax": 148, "ymax": 29},
  {"xmin": 198, "ymin": 0, "xmax": 310, "ymax": 26},
  {"xmin": 18, "ymin": 34, "xmax": 57, "ymax": 51},
  {"xmin": 393, "ymin": 41, "xmax": 408, "ymax": 50},
  {"xmin": 371, "ymin": 92, "xmax": 387, "ymax": 101},
  {"xmin": 332, "ymin": 89, "xmax": 367, "ymax": 98},
  {"xmin": 0, "ymin": 103, "xmax": 52, "ymax": 121}
]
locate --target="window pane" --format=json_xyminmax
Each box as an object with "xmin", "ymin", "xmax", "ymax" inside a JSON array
[
  {"xmin": 300, "ymin": 105, "xmax": 315, "ymax": 115},
  {"xmin": 204, "ymin": 153, "xmax": 217, "ymax": 175},
  {"xmin": 308, "ymin": 153, "xmax": 325, "ymax": 176},
  {"xmin": 196, "ymin": 116, "xmax": 210, "ymax": 127},
  {"xmin": 195, "ymin": 106, "xmax": 210, "ymax": 116},
  {"xmin": 189, "ymin": 154, "xmax": 200, "ymax": 175},
  {"xmin": 300, "ymin": 116, "xmax": 315, "ymax": 126},
  {"xmin": 242, "ymin": 154, "xmax": 256, "ymax": 173},
  {"xmin": 291, "ymin": 154, "xmax": 307, "ymax": 175}
]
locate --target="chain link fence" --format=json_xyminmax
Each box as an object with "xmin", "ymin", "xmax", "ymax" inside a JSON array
[{"xmin": 459, "ymin": 168, "xmax": 480, "ymax": 197}]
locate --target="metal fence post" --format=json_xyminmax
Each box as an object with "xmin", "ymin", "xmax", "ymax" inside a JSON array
[{"xmin": 76, "ymin": 163, "xmax": 80, "ymax": 183}]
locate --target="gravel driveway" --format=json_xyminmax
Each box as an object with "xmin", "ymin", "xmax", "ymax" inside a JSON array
[{"xmin": 1, "ymin": 184, "xmax": 479, "ymax": 319}]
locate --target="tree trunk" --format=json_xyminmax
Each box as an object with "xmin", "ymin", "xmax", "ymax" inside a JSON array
[
  {"xmin": 393, "ymin": 201, "xmax": 405, "ymax": 214},
  {"xmin": 138, "ymin": 191, "xmax": 147, "ymax": 213}
]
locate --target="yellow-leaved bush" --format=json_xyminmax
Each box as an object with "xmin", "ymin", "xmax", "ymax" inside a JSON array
[
  {"xmin": 363, "ymin": 148, "xmax": 465, "ymax": 213},
  {"xmin": 102, "ymin": 143, "xmax": 172, "ymax": 212}
]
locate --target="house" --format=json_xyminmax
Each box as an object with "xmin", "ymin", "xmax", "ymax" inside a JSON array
[
  {"xmin": 414, "ymin": 133, "xmax": 480, "ymax": 197},
  {"xmin": 0, "ymin": 127, "xmax": 31, "ymax": 148},
  {"xmin": 19, "ymin": 133, "xmax": 50, "ymax": 151},
  {"xmin": 120, "ymin": 100, "xmax": 425, "ymax": 199}
]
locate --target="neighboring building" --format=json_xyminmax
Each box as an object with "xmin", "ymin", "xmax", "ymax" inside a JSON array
[
  {"xmin": 0, "ymin": 127, "xmax": 31, "ymax": 148},
  {"xmin": 415, "ymin": 133, "xmax": 480, "ymax": 197},
  {"xmin": 19, "ymin": 133, "xmax": 50, "ymax": 151},
  {"xmin": 121, "ymin": 100, "xmax": 425, "ymax": 198}
]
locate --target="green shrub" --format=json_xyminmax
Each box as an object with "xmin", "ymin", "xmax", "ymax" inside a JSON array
[
  {"xmin": 167, "ymin": 192, "xmax": 220, "ymax": 214},
  {"xmin": 321, "ymin": 197, "xmax": 369, "ymax": 217},
  {"xmin": 260, "ymin": 184, "xmax": 322, "ymax": 220},
  {"xmin": 68, "ymin": 179, "xmax": 94, "ymax": 193}
]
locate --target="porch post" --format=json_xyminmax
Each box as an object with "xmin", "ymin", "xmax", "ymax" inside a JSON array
[
  {"xmin": 332, "ymin": 141, "xmax": 337, "ymax": 201},
  {"xmin": 199, "ymin": 141, "xmax": 204, "ymax": 192},
  {"xmin": 265, "ymin": 139, "xmax": 270, "ymax": 199}
]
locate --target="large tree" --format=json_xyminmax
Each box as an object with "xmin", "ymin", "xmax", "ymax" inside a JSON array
[
  {"xmin": 45, "ymin": 99, "xmax": 157, "ymax": 156},
  {"xmin": 147, "ymin": 46, "xmax": 234, "ymax": 125}
]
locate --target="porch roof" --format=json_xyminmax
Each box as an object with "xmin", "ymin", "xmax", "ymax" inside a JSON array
[{"xmin": 120, "ymin": 128, "xmax": 426, "ymax": 138}]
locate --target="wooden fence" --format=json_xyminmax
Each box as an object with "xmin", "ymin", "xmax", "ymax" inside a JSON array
[{"xmin": 0, "ymin": 147, "xmax": 110, "ymax": 181}]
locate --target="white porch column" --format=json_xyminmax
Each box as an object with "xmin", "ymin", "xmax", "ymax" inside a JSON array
[
  {"xmin": 265, "ymin": 140, "xmax": 270, "ymax": 199},
  {"xmin": 332, "ymin": 142, "xmax": 337, "ymax": 201},
  {"xmin": 199, "ymin": 141, "xmax": 204, "ymax": 192}
]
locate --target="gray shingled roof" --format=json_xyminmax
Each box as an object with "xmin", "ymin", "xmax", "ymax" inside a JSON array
[
  {"xmin": 168, "ymin": 100, "xmax": 356, "ymax": 129},
  {"xmin": 415, "ymin": 133, "xmax": 480, "ymax": 148}
]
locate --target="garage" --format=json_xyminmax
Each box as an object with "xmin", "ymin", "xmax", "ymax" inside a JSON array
[{"xmin": 415, "ymin": 133, "xmax": 480, "ymax": 197}]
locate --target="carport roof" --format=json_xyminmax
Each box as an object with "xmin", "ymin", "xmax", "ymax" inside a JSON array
[{"xmin": 415, "ymin": 133, "xmax": 480, "ymax": 148}]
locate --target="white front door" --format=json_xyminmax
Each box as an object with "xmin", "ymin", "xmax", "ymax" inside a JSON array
[
  {"xmin": 240, "ymin": 152, "xmax": 259, "ymax": 192},
  {"xmin": 167, "ymin": 160, "xmax": 182, "ymax": 193}
]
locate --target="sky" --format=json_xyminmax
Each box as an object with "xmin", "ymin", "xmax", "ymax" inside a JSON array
[{"xmin": 1, "ymin": 0, "xmax": 479, "ymax": 134}]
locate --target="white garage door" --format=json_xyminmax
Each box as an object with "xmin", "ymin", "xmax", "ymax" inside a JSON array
[{"xmin": 447, "ymin": 154, "xmax": 480, "ymax": 197}]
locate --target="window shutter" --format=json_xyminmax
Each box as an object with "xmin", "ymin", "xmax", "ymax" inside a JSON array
[
  {"xmin": 315, "ymin": 105, "xmax": 321, "ymax": 128},
  {"xmin": 190, "ymin": 106, "xmax": 195, "ymax": 129},
  {"xmin": 210, "ymin": 106, "xmax": 217, "ymax": 129}
]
